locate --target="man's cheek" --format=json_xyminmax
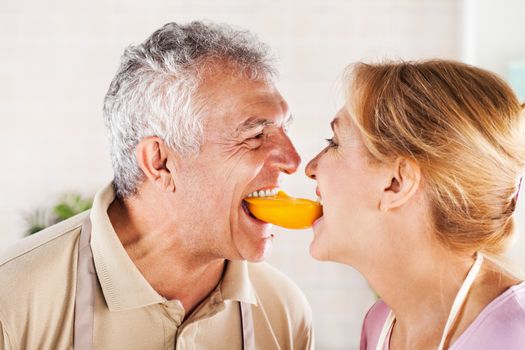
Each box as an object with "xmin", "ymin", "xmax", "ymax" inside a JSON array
[{"xmin": 235, "ymin": 156, "xmax": 266, "ymax": 180}]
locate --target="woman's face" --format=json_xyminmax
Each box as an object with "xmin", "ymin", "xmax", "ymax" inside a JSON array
[{"xmin": 305, "ymin": 107, "xmax": 389, "ymax": 264}]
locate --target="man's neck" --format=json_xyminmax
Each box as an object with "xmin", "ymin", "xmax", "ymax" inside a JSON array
[{"xmin": 107, "ymin": 197, "xmax": 226, "ymax": 318}]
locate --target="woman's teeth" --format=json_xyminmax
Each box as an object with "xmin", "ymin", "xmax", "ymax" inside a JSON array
[{"xmin": 246, "ymin": 188, "xmax": 279, "ymax": 198}]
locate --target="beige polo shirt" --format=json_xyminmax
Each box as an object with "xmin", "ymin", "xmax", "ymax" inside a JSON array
[{"xmin": 0, "ymin": 184, "xmax": 313, "ymax": 349}]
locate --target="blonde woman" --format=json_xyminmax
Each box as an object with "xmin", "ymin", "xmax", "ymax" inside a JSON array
[{"xmin": 306, "ymin": 60, "xmax": 525, "ymax": 349}]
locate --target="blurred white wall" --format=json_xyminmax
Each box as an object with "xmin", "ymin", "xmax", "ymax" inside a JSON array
[
  {"xmin": 461, "ymin": 0, "xmax": 525, "ymax": 271},
  {"xmin": 462, "ymin": 0, "xmax": 525, "ymax": 80},
  {"xmin": 3, "ymin": 0, "xmax": 523, "ymax": 349}
]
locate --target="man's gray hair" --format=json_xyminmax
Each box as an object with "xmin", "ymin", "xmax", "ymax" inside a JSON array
[{"xmin": 103, "ymin": 21, "xmax": 276, "ymax": 199}]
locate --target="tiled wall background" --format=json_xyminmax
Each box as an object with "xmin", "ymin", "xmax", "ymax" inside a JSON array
[{"xmin": 1, "ymin": 1, "xmax": 523, "ymax": 349}]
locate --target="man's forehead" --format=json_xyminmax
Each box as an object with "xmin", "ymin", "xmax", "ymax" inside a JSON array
[
  {"xmin": 235, "ymin": 87, "xmax": 287, "ymax": 111},
  {"xmin": 228, "ymin": 91, "xmax": 290, "ymax": 129},
  {"xmin": 200, "ymin": 75, "xmax": 289, "ymax": 132}
]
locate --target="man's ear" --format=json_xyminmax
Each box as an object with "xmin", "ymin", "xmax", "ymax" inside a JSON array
[
  {"xmin": 135, "ymin": 136, "xmax": 176, "ymax": 193},
  {"xmin": 379, "ymin": 157, "xmax": 421, "ymax": 212}
]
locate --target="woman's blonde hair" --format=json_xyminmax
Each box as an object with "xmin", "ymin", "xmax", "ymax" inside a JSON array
[{"xmin": 345, "ymin": 60, "xmax": 525, "ymax": 255}]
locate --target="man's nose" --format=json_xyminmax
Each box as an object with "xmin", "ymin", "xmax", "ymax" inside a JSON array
[
  {"xmin": 274, "ymin": 133, "xmax": 301, "ymax": 175},
  {"xmin": 305, "ymin": 154, "xmax": 319, "ymax": 179}
]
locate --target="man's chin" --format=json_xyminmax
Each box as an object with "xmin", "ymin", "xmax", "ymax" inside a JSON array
[
  {"xmin": 234, "ymin": 212, "xmax": 275, "ymax": 261},
  {"xmin": 239, "ymin": 237, "xmax": 274, "ymax": 262}
]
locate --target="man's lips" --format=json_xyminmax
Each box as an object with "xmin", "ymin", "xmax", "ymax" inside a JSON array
[
  {"xmin": 240, "ymin": 201, "xmax": 274, "ymax": 240},
  {"xmin": 241, "ymin": 200, "xmax": 268, "ymax": 225},
  {"xmin": 241, "ymin": 201, "xmax": 256, "ymax": 218}
]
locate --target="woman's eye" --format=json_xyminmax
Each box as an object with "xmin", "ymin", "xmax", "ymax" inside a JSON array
[{"xmin": 325, "ymin": 138, "xmax": 338, "ymax": 148}]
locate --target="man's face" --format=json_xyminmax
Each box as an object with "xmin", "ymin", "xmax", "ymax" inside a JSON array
[{"xmin": 170, "ymin": 72, "xmax": 300, "ymax": 262}]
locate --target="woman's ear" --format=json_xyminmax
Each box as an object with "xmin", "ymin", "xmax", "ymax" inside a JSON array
[
  {"xmin": 379, "ymin": 157, "xmax": 421, "ymax": 212},
  {"xmin": 135, "ymin": 136, "xmax": 176, "ymax": 193}
]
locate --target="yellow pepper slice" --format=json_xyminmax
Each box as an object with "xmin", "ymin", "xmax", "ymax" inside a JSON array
[{"xmin": 244, "ymin": 191, "xmax": 323, "ymax": 229}]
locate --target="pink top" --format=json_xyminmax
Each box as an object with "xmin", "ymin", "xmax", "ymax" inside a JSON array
[{"xmin": 360, "ymin": 281, "xmax": 525, "ymax": 350}]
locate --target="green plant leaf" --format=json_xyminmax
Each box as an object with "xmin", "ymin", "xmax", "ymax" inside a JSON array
[
  {"xmin": 24, "ymin": 192, "xmax": 93, "ymax": 236},
  {"xmin": 28, "ymin": 224, "xmax": 48, "ymax": 235},
  {"xmin": 53, "ymin": 203, "xmax": 76, "ymax": 220}
]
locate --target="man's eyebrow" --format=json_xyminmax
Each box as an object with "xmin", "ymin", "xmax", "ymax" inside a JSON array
[
  {"xmin": 236, "ymin": 118, "xmax": 274, "ymax": 133},
  {"xmin": 236, "ymin": 115, "xmax": 293, "ymax": 133}
]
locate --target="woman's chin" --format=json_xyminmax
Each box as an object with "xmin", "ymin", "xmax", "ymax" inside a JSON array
[
  {"xmin": 310, "ymin": 216, "xmax": 330, "ymax": 260},
  {"xmin": 309, "ymin": 240, "xmax": 325, "ymax": 260},
  {"xmin": 309, "ymin": 233, "xmax": 330, "ymax": 261},
  {"xmin": 309, "ymin": 217, "xmax": 346, "ymax": 262}
]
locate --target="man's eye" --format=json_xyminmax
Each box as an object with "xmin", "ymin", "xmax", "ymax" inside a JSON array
[
  {"xmin": 243, "ymin": 132, "xmax": 264, "ymax": 149},
  {"xmin": 325, "ymin": 138, "xmax": 338, "ymax": 148}
]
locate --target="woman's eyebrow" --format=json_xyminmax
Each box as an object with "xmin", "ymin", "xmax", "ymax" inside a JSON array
[{"xmin": 330, "ymin": 118, "xmax": 339, "ymax": 131}]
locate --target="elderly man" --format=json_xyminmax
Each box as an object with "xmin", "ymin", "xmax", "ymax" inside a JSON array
[{"xmin": 0, "ymin": 22, "xmax": 313, "ymax": 349}]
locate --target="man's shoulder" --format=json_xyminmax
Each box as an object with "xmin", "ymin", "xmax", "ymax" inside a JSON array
[
  {"xmin": 247, "ymin": 261, "xmax": 307, "ymax": 299},
  {"xmin": 247, "ymin": 261, "xmax": 314, "ymax": 348},
  {"xmin": 247, "ymin": 261, "xmax": 312, "ymax": 317},
  {"xmin": 0, "ymin": 211, "xmax": 88, "ymax": 290},
  {"xmin": 0, "ymin": 212, "xmax": 87, "ymax": 347}
]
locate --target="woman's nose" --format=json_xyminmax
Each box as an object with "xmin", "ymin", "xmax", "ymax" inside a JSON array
[{"xmin": 305, "ymin": 155, "xmax": 319, "ymax": 179}]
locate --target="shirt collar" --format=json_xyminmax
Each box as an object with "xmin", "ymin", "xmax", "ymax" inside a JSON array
[
  {"xmin": 89, "ymin": 183, "xmax": 257, "ymax": 312},
  {"xmin": 90, "ymin": 183, "xmax": 164, "ymax": 311},
  {"xmin": 220, "ymin": 260, "xmax": 257, "ymax": 305}
]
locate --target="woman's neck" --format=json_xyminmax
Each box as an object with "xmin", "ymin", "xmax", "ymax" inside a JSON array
[
  {"xmin": 375, "ymin": 246, "xmax": 474, "ymax": 326},
  {"xmin": 363, "ymin": 243, "xmax": 520, "ymax": 348}
]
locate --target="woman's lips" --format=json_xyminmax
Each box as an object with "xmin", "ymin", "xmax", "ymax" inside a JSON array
[{"xmin": 312, "ymin": 216, "xmax": 324, "ymax": 235}]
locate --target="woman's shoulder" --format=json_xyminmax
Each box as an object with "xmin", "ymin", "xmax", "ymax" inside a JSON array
[
  {"xmin": 364, "ymin": 299, "xmax": 391, "ymax": 325},
  {"xmin": 452, "ymin": 281, "xmax": 525, "ymax": 349},
  {"xmin": 360, "ymin": 299, "xmax": 391, "ymax": 350},
  {"xmin": 478, "ymin": 280, "xmax": 525, "ymax": 328}
]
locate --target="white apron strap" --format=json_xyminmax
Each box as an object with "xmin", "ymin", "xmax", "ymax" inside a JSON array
[
  {"xmin": 73, "ymin": 218, "xmax": 96, "ymax": 350},
  {"xmin": 437, "ymin": 252, "xmax": 484, "ymax": 350}
]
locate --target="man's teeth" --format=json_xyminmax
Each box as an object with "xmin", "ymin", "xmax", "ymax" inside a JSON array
[{"xmin": 246, "ymin": 188, "xmax": 279, "ymax": 198}]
